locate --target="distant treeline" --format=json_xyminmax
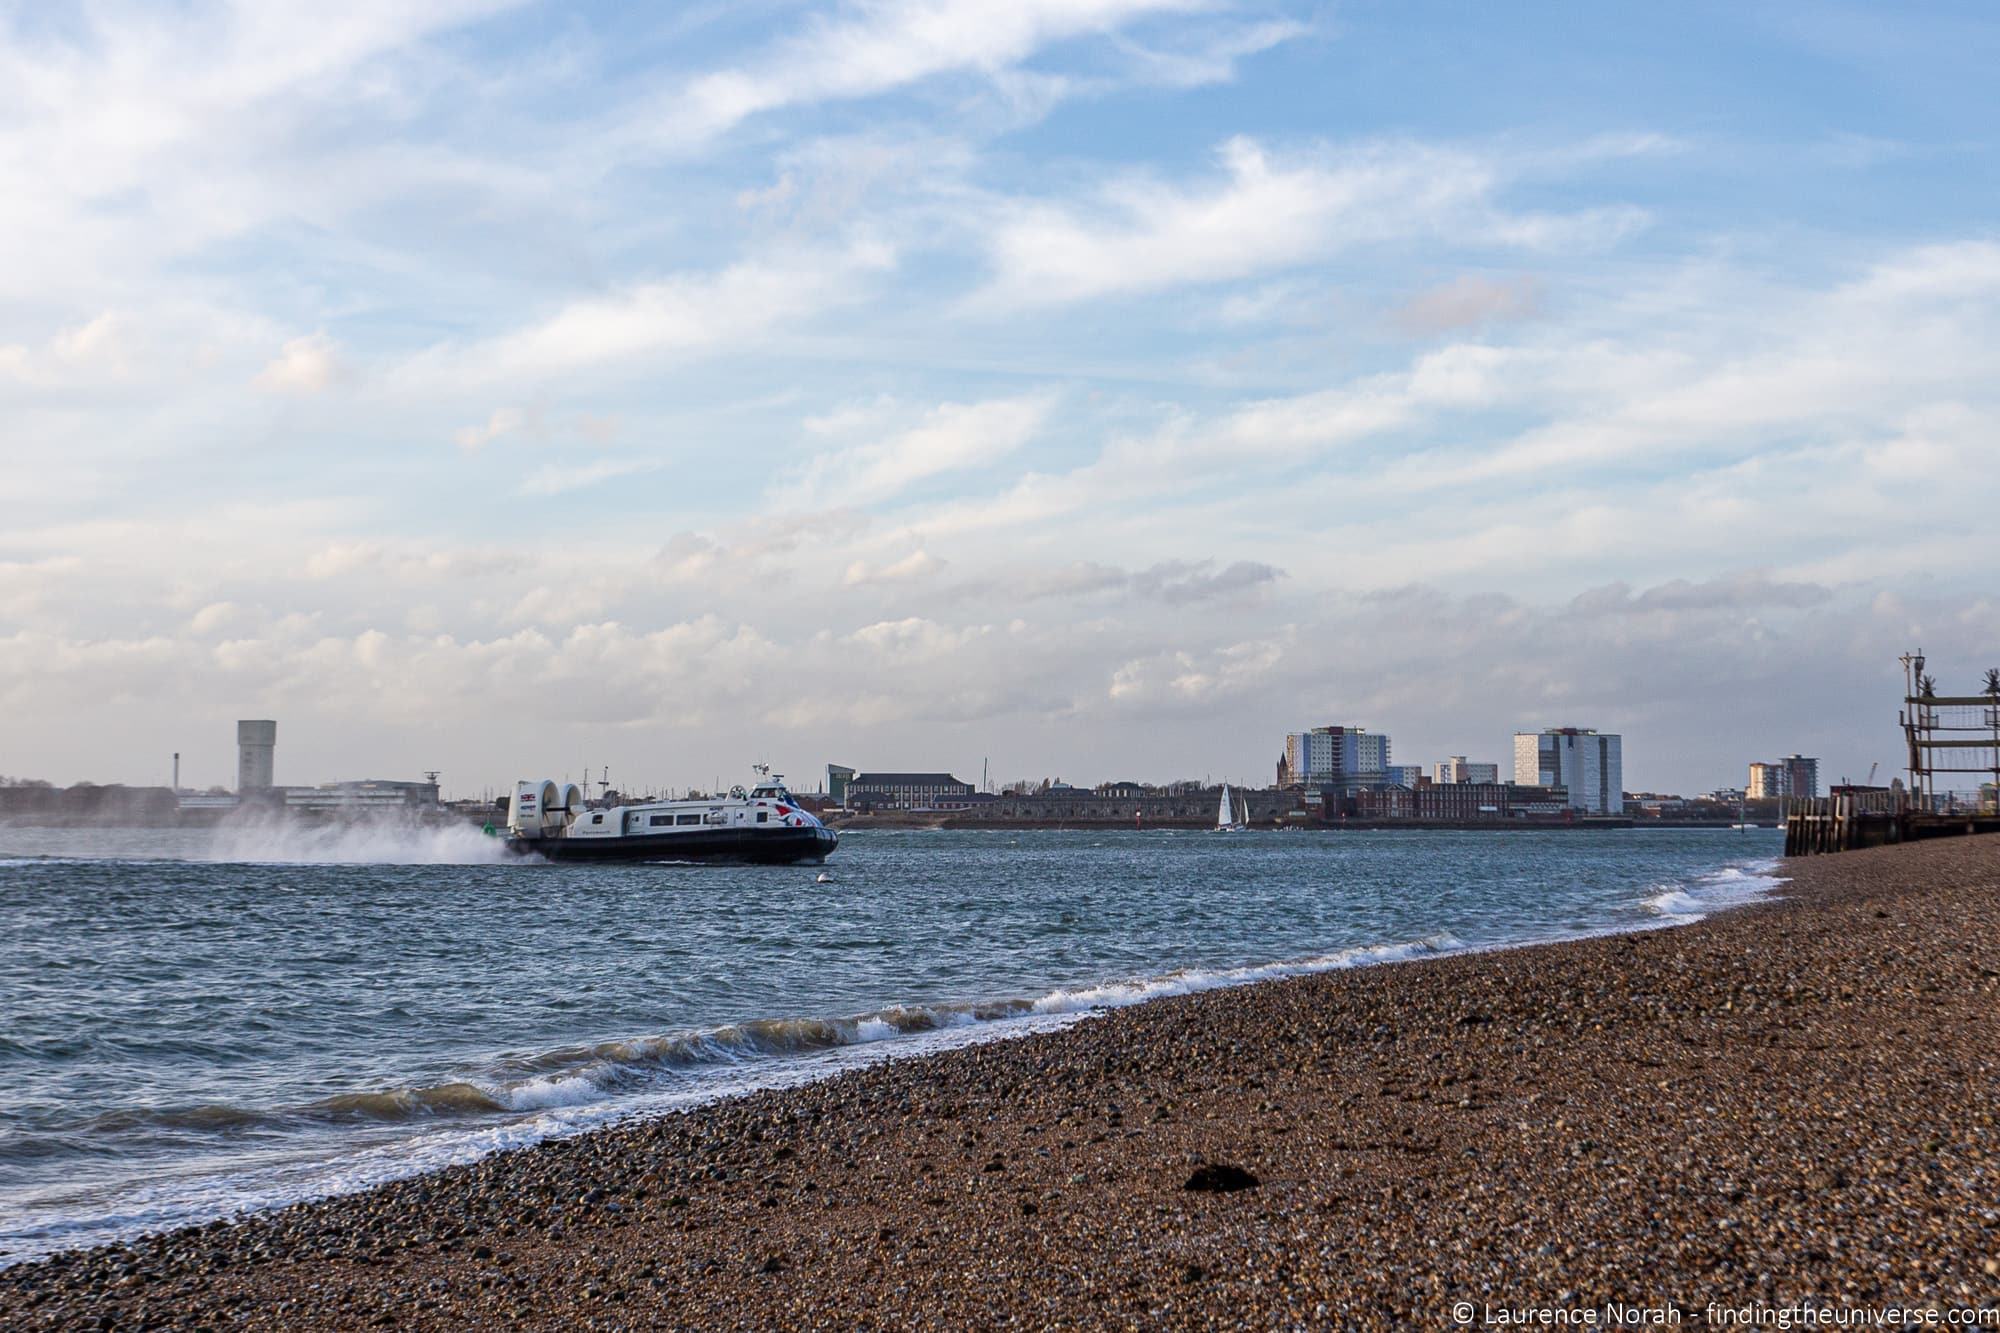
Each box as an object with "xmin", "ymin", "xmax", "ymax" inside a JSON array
[{"xmin": 0, "ymin": 784, "xmax": 181, "ymax": 824}]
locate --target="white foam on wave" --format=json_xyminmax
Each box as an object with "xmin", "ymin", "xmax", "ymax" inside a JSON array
[
  {"xmin": 1644, "ymin": 888, "xmax": 1706, "ymax": 917},
  {"xmin": 488, "ymin": 1072, "xmax": 613, "ymax": 1112},
  {"xmin": 1642, "ymin": 856, "xmax": 1784, "ymax": 921},
  {"xmin": 1028, "ymin": 934, "xmax": 1461, "ymax": 1014}
]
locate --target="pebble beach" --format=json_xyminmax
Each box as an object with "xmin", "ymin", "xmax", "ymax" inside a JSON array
[{"xmin": 4, "ymin": 835, "xmax": 1997, "ymax": 1329}]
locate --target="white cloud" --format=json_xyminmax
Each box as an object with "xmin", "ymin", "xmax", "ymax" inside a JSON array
[
  {"xmin": 736, "ymin": 174, "xmax": 798, "ymax": 212},
  {"xmin": 517, "ymin": 457, "xmax": 663, "ymax": 497},
  {"xmin": 0, "ymin": 486, "xmax": 1989, "ymax": 794},
  {"xmin": 0, "ymin": 1, "xmax": 533, "ymax": 312},
  {"xmin": 974, "ymin": 137, "xmax": 1646, "ymax": 309},
  {"xmin": 1107, "ymin": 631, "xmax": 1291, "ymax": 707},
  {"xmin": 793, "ymin": 392, "xmax": 1053, "ymax": 506},
  {"xmin": 188, "ymin": 602, "xmax": 240, "ymax": 634},
  {"xmin": 658, "ymin": 0, "xmax": 1209, "ymax": 146},
  {"xmin": 1110, "ymin": 18, "xmax": 1308, "ymax": 89},
  {"xmin": 52, "ymin": 312, "xmax": 134, "ymax": 367},
  {"xmin": 844, "ymin": 549, "xmax": 946, "ymax": 585},
  {"xmin": 842, "ymin": 615, "xmax": 993, "ymax": 663},
  {"xmin": 888, "ymin": 344, "xmax": 1519, "ymax": 545},
  {"xmin": 1393, "ymin": 274, "xmax": 1542, "ymax": 334},
  {"xmin": 1381, "ymin": 242, "xmax": 2000, "ymax": 491},
  {"xmin": 302, "ymin": 539, "xmax": 524, "ymax": 583},
  {"xmin": 0, "ymin": 301, "xmax": 280, "ymax": 404},
  {"xmin": 976, "ymin": 558, "xmax": 1283, "ymax": 606},
  {"xmin": 255, "ymin": 333, "xmax": 344, "ymax": 394},
  {"xmin": 885, "ymin": 236, "xmax": 2000, "ymax": 591},
  {"xmin": 399, "ymin": 241, "xmax": 896, "ymax": 390},
  {"xmin": 455, "ymin": 406, "xmax": 529, "ymax": 452},
  {"xmin": 649, "ymin": 510, "xmax": 876, "ymax": 588},
  {"xmin": 0, "ymin": 5, "xmax": 1992, "ymax": 799}
]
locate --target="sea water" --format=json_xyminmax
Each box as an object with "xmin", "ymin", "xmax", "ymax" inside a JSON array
[{"xmin": 0, "ymin": 821, "xmax": 1782, "ymax": 1263}]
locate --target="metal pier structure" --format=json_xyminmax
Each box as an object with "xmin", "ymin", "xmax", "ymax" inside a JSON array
[{"xmin": 1784, "ymin": 651, "xmax": 2000, "ymax": 856}]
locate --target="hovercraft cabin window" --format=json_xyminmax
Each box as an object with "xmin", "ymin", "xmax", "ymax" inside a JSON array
[
  {"xmin": 676, "ymin": 813, "xmax": 702, "ymax": 826},
  {"xmin": 649, "ymin": 814, "xmax": 671, "ymax": 826},
  {"xmin": 756, "ymin": 811, "xmax": 769, "ymax": 823}
]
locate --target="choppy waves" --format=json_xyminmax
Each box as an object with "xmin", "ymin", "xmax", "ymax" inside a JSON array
[
  {"xmin": 55, "ymin": 933, "xmax": 1468, "ymax": 1141},
  {"xmin": 0, "ymin": 831, "xmax": 1788, "ymax": 1265}
]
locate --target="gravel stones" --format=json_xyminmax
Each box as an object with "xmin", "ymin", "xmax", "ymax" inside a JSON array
[{"xmin": 1183, "ymin": 1164, "xmax": 1260, "ymax": 1193}]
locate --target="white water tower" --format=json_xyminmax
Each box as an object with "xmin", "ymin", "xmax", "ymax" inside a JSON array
[{"xmin": 237, "ymin": 720, "xmax": 276, "ymax": 791}]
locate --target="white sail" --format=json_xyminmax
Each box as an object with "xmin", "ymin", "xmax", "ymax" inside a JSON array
[{"xmin": 1217, "ymin": 784, "xmax": 1233, "ymax": 829}]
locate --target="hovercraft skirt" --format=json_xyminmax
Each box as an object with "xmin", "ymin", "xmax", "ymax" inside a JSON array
[{"xmin": 507, "ymin": 826, "xmax": 838, "ymax": 865}]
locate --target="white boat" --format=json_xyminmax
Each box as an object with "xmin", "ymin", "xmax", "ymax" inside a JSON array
[
  {"xmin": 1215, "ymin": 784, "xmax": 1249, "ymax": 832},
  {"xmin": 504, "ymin": 768, "xmax": 837, "ymax": 864}
]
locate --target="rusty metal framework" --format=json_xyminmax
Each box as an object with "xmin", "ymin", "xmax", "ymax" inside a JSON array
[{"xmin": 1899, "ymin": 651, "xmax": 2000, "ymax": 809}]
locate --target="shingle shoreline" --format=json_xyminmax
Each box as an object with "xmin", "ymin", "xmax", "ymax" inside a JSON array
[{"xmin": 5, "ymin": 835, "xmax": 1997, "ymax": 1329}]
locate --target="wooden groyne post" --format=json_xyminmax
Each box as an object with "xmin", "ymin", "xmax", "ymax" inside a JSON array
[
  {"xmin": 1784, "ymin": 787, "xmax": 2000, "ymax": 855},
  {"xmin": 1782, "ymin": 789, "xmax": 1906, "ymax": 857}
]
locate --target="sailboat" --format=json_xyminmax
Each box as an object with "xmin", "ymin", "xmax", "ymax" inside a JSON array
[
  {"xmin": 1216, "ymin": 784, "xmax": 1249, "ymax": 832},
  {"xmin": 1731, "ymin": 794, "xmax": 1757, "ymax": 830}
]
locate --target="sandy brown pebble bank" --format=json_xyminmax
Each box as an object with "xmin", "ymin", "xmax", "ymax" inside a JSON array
[{"xmin": 5, "ymin": 836, "xmax": 1999, "ymax": 1330}]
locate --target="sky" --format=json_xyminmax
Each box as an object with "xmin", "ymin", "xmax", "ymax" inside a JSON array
[{"xmin": 2, "ymin": 0, "xmax": 1998, "ymax": 798}]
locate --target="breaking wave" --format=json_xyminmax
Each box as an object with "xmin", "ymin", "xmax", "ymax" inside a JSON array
[
  {"xmin": 2, "ymin": 932, "xmax": 1475, "ymax": 1261},
  {"xmin": 1028, "ymin": 934, "xmax": 1460, "ymax": 1010},
  {"xmin": 475, "ymin": 934, "xmax": 1456, "ymax": 1118},
  {"xmin": 1642, "ymin": 857, "xmax": 1784, "ymax": 921},
  {"xmin": 57, "ymin": 934, "xmax": 1467, "ymax": 1143}
]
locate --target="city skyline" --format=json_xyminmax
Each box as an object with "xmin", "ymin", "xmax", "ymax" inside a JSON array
[
  {"xmin": 3, "ymin": 3, "xmax": 1997, "ymax": 794},
  {"xmin": 18, "ymin": 710, "xmax": 1845, "ymax": 808}
]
